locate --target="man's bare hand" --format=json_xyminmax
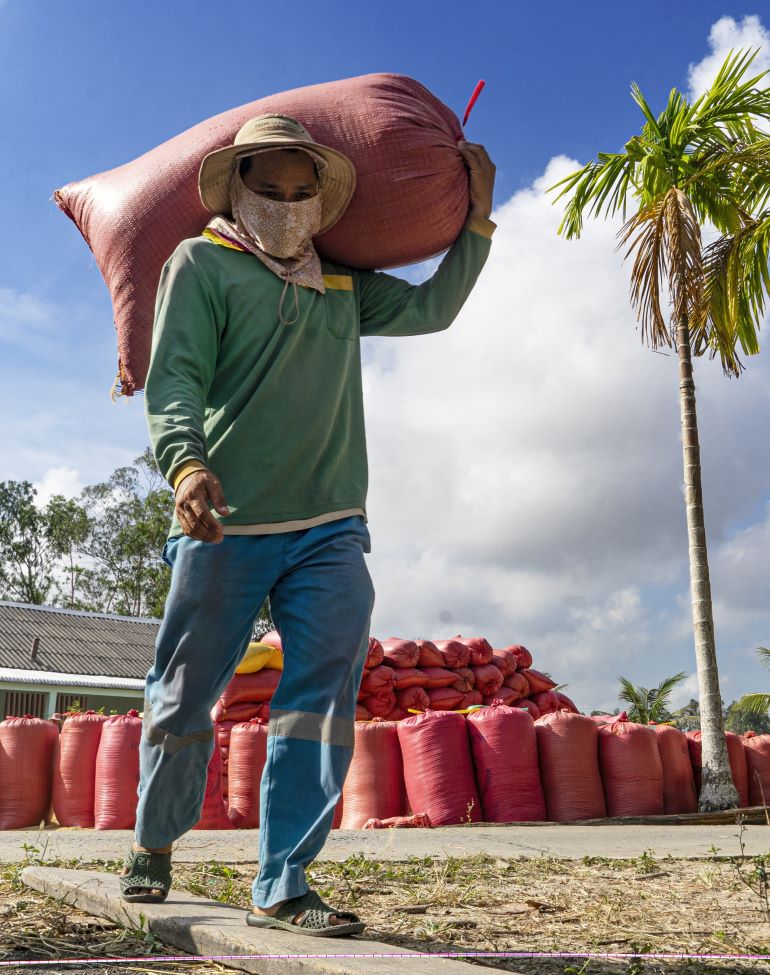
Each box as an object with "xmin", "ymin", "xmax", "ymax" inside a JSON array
[
  {"xmin": 458, "ymin": 142, "xmax": 496, "ymax": 222},
  {"xmin": 175, "ymin": 470, "xmax": 230, "ymax": 543}
]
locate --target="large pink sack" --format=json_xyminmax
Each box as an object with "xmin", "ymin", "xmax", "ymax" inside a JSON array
[
  {"xmin": 467, "ymin": 704, "xmax": 545, "ymax": 822},
  {"xmin": 535, "ymin": 712, "xmax": 607, "ymax": 822},
  {"xmin": 54, "ymin": 73, "xmax": 467, "ymax": 395}
]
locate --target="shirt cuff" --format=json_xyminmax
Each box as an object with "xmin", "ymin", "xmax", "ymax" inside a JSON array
[
  {"xmin": 465, "ymin": 215, "xmax": 497, "ymax": 239},
  {"xmin": 171, "ymin": 461, "xmax": 210, "ymax": 492}
]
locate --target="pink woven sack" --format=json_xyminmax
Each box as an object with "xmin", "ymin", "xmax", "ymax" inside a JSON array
[
  {"xmin": 743, "ymin": 733, "xmax": 770, "ymax": 805},
  {"xmin": 54, "ymin": 73, "xmax": 468, "ymax": 395},
  {"xmin": 380, "ymin": 639, "xmax": 420, "ymax": 669},
  {"xmin": 397, "ymin": 711, "xmax": 482, "ymax": 825},
  {"xmin": 452, "ymin": 636, "xmax": 494, "ymax": 665},
  {"xmin": 193, "ymin": 744, "xmax": 232, "ymax": 830},
  {"xmin": 0, "ymin": 716, "xmax": 58, "ymax": 829},
  {"xmin": 598, "ymin": 717, "xmax": 664, "ymax": 817},
  {"xmin": 651, "ymin": 724, "xmax": 697, "ymax": 813},
  {"xmin": 467, "ymin": 703, "xmax": 546, "ymax": 822},
  {"xmin": 227, "ymin": 719, "xmax": 268, "ymax": 828},
  {"xmin": 416, "ymin": 640, "xmax": 444, "ymax": 668},
  {"xmin": 341, "ymin": 719, "xmax": 406, "ymax": 829},
  {"xmin": 535, "ymin": 712, "xmax": 607, "ymax": 822},
  {"xmin": 52, "ymin": 712, "xmax": 108, "ymax": 828},
  {"xmin": 94, "ymin": 710, "xmax": 143, "ymax": 830},
  {"xmin": 364, "ymin": 638, "xmax": 385, "ymax": 670}
]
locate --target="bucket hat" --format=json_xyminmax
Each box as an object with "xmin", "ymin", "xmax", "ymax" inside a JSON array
[{"xmin": 198, "ymin": 114, "xmax": 356, "ymax": 233}]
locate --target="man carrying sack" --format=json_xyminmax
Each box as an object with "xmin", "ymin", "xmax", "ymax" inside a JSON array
[{"xmin": 120, "ymin": 114, "xmax": 496, "ymax": 935}]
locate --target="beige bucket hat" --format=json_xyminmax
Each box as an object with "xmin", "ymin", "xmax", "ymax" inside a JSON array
[{"xmin": 198, "ymin": 114, "xmax": 356, "ymax": 233}]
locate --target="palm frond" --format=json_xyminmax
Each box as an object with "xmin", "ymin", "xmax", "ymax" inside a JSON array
[
  {"xmin": 618, "ymin": 199, "xmax": 669, "ymax": 347},
  {"xmin": 618, "ymin": 188, "xmax": 704, "ymax": 350},
  {"xmin": 757, "ymin": 646, "xmax": 770, "ymax": 668},
  {"xmin": 736, "ymin": 692, "xmax": 770, "ymax": 715},
  {"xmin": 618, "ymin": 676, "xmax": 647, "ymax": 710},
  {"xmin": 690, "ymin": 48, "xmax": 770, "ymax": 137},
  {"xmin": 550, "ymin": 154, "xmax": 637, "ymax": 238}
]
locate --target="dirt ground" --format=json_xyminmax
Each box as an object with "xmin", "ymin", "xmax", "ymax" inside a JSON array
[{"xmin": 1, "ymin": 837, "xmax": 769, "ymax": 975}]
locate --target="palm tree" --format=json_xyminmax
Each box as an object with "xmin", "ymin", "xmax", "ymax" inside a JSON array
[
  {"xmin": 618, "ymin": 671, "xmax": 688, "ymax": 724},
  {"xmin": 551, "ymin": 50, "xmax": 770, "ymax": 810},
  {"xmin": 738, "ymin": 647, "xmax": 770, "ymax": 715}
]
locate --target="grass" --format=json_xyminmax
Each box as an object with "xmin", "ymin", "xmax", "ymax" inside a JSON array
[{"xmin": 2, "ymin": 843, "xmax": 770, "ymax": 974}]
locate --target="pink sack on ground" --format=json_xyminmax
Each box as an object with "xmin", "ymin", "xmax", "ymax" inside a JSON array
[
  {"xmin": 341, "ymin": 720, "xmax": 406, "ymax": 829},
  {"xmin": 227, "ymin": 719, "xmax": 268, "ymax": 828},
  {"xmin": 193, "ymin": 745, "xmax": 232, "ymax": 830},
  {"xmin": 598, "ymin": 716, "xmax": 664, "ymax": 817},
  {"xmin": 467, "ymin": 703, "xmax": 546, "ymax": 822},
  {"xmin": 94, "ymin": 711, "xmax": 143, "ymax": 830},
  {"xmin": 55, "ymin": 73, "xmax": 469, "ymax": 395},
  {"xmin": 651, "ymin": 724, "xmax": 698, "ymax": 814},
  {"xmin": 397, "ymin": 711, "xmax": 482, "ymax": 825},
  {"xmin": 0, "ymin": 717, "xmax": 58, "ymax": 830},
  {"xmin": 52, "ymin": 712, "xmax": 108, "ymax": 828},
  {"xmin": 743, "ymin": 734, "xmax": 770, "ymax": 806},
  {"xmin": 536, "ymin": 712, "xmax": 607, "ymax": 822}
]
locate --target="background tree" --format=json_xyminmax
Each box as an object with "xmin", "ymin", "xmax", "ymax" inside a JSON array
[
  {"xmin": 46, "ymin": 495, "xmax": 91, "ymax": 608},
  {"xmin": 552, "ymin": 50, "xmax": 770, "ymax": 810},
  {"xmin": 77, "ymin": 448, "xmax": 175, "ymax": 618},
  {"xmin": 0, "ymin": 481, "xmax": 57, "ymax": 604},
  {"xmin": 669, "ymin": 697, "xmax": 702, "ymax": 731},
  {"xmin": 736, "ymin": 647, "xmax": 770, "ymax": 721},
  {"xmin": 617, "ymin": 671, "xmax": 687, "ymax": 723}
]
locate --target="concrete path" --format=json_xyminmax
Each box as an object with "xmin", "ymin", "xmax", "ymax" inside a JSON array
[
  {"xmin": 3, "ymin": 821, "xmax": 769, "ymax": 863},
  {"xmin": 22, "ymin": 866, "xmax": 497, "ymax": 975}
]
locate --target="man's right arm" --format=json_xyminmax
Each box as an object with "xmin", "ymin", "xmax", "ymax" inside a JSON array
[{"xmin": 145, "ymin": 245, "xmax": 229, "ymax": 541}]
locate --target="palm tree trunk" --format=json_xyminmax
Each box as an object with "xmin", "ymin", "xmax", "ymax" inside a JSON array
[{"xmin": 677, "ymin": 315, "xmax": 738, "ymax": 811}]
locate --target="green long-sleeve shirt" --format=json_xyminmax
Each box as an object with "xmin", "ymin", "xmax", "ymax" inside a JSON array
[{"xmin": 145, "ymin": 220, "xmax": 493, "ymax": 537}]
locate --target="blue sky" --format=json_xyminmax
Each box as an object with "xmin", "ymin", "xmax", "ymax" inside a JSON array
[{"xmin": 1, "ymin": 2, "xmax": 769, "ymax": 711}]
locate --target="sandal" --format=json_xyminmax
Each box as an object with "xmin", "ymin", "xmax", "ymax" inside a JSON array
[
  {"xmin": 246, "ymin": 889, "xmax": 365, "ymax": 937},
  {"xmin": 119, "ymin": 849, "xmax": 172, "ymax": 903}
]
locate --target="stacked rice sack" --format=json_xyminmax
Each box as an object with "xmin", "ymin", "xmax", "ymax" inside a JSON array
[
  {"xmin": 211, "ymin": 636, "xmax": 283, "ymax": 800},
  {"xmin": 357, "ymin": 635, "xmax": 577, "ymax": 722}
]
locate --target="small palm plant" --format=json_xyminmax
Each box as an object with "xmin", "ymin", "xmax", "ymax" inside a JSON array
[
  {"xmin": 737, "ymin": 647, "xmax": 770, "ymax": 715},
  {"xmin": 551, "ymin": 49, "xmax": 770, "ymax": 810},
  {"xmin": 618, "ymin": 671, "xmax": 688, "ymax": 724}
]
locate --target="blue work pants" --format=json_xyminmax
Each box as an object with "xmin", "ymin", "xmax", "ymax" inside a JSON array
[{"xmin": 134, "ymin": 516, "xmax": 374, "ymax": 907}]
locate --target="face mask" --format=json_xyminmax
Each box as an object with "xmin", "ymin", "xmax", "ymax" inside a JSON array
[{"xmin": 231, "ymin": 174, "xmax": 322, "ymax": 259}]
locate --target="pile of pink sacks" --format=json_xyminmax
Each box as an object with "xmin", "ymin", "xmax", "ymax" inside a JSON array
[{"xmin": 356, "ymin": 636, "xmax": 577, "ymax": 721}]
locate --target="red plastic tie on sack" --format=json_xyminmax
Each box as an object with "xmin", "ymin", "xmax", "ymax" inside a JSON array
[{"xmin": 462, "ymin": 80, "xmax": 486, "ymax": 127}]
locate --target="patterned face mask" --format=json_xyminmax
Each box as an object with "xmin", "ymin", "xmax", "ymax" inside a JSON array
[{"xmin": 231, "ymin": 174, "xmax": 322, "ymax": 259}]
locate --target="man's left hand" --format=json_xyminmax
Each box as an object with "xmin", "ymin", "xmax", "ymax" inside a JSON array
[{"xmin": 458, "ymin": 142, "xmax": 496, "ymax": 222}]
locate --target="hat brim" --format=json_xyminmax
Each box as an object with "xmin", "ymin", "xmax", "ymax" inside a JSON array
[{"xmin": 198, "ymin": 138, "xmax": 356, "ymax": 235}]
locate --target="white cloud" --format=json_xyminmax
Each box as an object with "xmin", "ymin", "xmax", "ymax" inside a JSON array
[
  {"xmin": 33, "ymin": 466, "xmax": 84, "ymax": 507},
  {"xmin": 687, "ymin": 15, "xmax": 770, "ymax": 99},
  {"xmin": 0, "ymin": 288, "xmax": 56, "ymax": 350},
  {"xmin": 362, "ymin": 151, "xmax": 770, "ymax": 713}
]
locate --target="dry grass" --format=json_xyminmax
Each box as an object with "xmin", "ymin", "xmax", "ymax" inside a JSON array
[{"xmin": 2, "ymin": 836, "xmax": 770, "ymax": 975}]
